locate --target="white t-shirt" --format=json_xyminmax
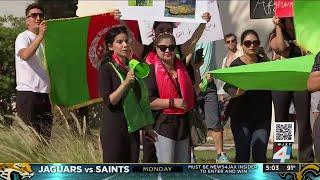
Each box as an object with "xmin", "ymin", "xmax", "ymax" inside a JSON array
[
  {"xmin": 217, "ymin": 49, "xmax": 243, "ymax": 95},
  {"xmin": 15, "ymin": 30, "xmax": 49, "ymax": 93}
]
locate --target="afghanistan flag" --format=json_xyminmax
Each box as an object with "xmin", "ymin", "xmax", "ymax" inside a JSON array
[
  {"xmin": 210, "ymin": 55, "xmax": 314, "ymax": 91},
  {"xmin": 45, "ymin": 14, "xmax": 140, "ymax": 108}
]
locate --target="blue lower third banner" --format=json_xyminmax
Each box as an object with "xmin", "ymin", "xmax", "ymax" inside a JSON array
[{"xmin": 1, "ymin": 163, "xmax": 320, "ymax": 179}]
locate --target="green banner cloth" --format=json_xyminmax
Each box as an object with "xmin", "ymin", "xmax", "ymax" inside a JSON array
[
  {"xmin": 210, "ymin": 55, "xmax": 315, "ymax": 91},
  {"xmin": 294, "ymin": 0, "xmax": 320, "ymax": 54},
  {"xmin": 44, "ymin": 14, "xmax": 141, "ymax": 108},
  {"xmin": 109, "ymin": 62, "xmax": 154, "ymax": 133}
]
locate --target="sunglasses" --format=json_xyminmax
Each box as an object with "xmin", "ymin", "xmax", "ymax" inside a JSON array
[
  {"xmin": 157, "ymin": 45, "xmax": 176, "ymax": 52},
  {"xmin": 27, "ymin": 13, "xmax": 44, "ymax": 19},
  {"xmin": 242, "ymin": 40, "xmax": 260, "ymax": 48},
  {"xmin": 226, "ymin": 39, "xmax": 236, "ymax": 44}
]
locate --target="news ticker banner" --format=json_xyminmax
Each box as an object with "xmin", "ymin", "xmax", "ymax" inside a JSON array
[{"xmin": 1, "ymin": 163, "xmax": 320, "ymax": 180}]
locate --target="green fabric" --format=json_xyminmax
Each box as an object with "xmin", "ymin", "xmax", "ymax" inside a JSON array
[
  {"xmin": 45, "ymin": 17, "xmax": 91, "ymax": 106},
  {"xmin": 294, "ymin": 0, "xmax": 320, "ymax": 54},
  {"xmin": 129, "ymin": 59, "xmax": 150, "ymax": 79},
  {"xmin": 209, "ymin": 55, "xmax": 315, "ymax": 91},
  {"xmin": 200, "ymin": 78, "xmax": 208, "ymax": 92},
  {"xmin": 109, "ymin": 62, "xmax": 154, "ymax": 133}
]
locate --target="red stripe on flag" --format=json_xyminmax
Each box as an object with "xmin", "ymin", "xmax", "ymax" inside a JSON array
[
  {"xmin": 86, "ymin": 14, "xmax": 118, "ymax": 99},
  {"xmin": 86, "ymin": 14, "xmax": 141, "ymax": 100}
]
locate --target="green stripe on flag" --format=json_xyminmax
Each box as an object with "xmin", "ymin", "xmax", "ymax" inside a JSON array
[
  {"xmin": 294, "ymin": 0, "xmax": 320, "ymax": 54},
  {"xmin": 45, "ymin": 17, "xmax": 91, "ymax": 106},
  {"xmin": 210, "ymin": 55, "xmax": 314, "ymax": 91}
]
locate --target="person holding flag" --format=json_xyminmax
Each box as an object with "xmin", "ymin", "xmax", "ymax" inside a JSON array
[
  {"xmin": 224, "ymin": 30, "xmax": 272, "ymax": 163},
  {"xmin": 15, "ymin": 3, "xmax": 53, "ymax": 140},
  {"xmin": 99, "ymin": 26, "xmax": 156, "ymax": 163},
  {"xmin": 269, "ymin": 16, "xmax": 314, "ymax": 162}
]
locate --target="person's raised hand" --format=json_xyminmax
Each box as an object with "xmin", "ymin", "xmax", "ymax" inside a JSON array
[
  {"xmin": 111, "ymin": 9, "xmax": 121, "ymax": 20},
  {"xmin": 272, "ymin": 16, "xmax": 281, "ymax": 26},
  {"xmin": 38, "ymin": 21, "xmax": 47, "ymax": 38},
  {"xmin": 201, "ymin": 12, "xmax": 211, "ymax": 23}
]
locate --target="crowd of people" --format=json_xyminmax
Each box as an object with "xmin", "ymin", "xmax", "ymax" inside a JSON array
[{"xmin": 14, "ymin": 3, "xmax": 320, "ymax": 163}]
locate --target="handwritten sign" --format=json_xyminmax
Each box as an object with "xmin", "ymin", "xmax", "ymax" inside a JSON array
[
  {"xmin": 138, "ymin": 0, "xmax": 223, "ymax": 45},
  {"xmin": 77, "ymin": 0, "xmax": 207, "ymax": 23},
  {"xmin": 274, "ymin": 0, "xmax": 293, "ymax": 17},
  {"xmin": 250, "ymin": 0, "xmax": 274, "ymax": 19}
]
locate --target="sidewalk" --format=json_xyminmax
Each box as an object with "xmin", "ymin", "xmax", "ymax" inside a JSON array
[{"xmin": 194, "ymin": 137, "xmax": 298, "ymax": 151}]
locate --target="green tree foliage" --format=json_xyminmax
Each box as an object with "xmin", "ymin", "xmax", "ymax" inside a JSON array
[{"xmin": 0, "ymin": 15, "xmax": 25, "ymax": 116}]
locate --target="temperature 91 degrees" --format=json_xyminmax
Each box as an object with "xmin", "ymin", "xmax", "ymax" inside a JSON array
[{"xmin": 263, "ymin": 164, "xmax": 299, "ymax": 172}]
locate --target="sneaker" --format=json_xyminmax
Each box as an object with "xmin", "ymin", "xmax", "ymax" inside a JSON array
[{"xmin": 216, "ymin": 152, "xmax": 231, "ymax": 163}]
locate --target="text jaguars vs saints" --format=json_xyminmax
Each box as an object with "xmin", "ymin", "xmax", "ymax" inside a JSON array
[{"xmin": 37, "ymin": 165, "xmax": 130, "ymax": 173}]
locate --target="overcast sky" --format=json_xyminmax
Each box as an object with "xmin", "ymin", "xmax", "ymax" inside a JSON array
[{"xmin": 0, "ymin": 0, "xmax": 34, "ymax": 17}]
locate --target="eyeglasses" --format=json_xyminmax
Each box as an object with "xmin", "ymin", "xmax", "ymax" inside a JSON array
[
  {"xmin": 242, "ymin": 40, "xmax": 260, "ymax": 48},
  {"xmin": 157, "ymin": 45, "xmax": 176, "ymax": 52},
  {"xmin": 27, "ymin": 13, "xmax": 44, "ymax": 19},
  {"xmin": 226, "ymin": 39, "xmax": 236, "ymax": 44}
]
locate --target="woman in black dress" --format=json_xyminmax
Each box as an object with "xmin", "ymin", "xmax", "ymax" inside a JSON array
[
  {"xmin": 269, "ymin": 16, "xmax": 314, "ymax": 162},
  {"xmin": 99, "ymin": 26, "xmax": 155, "ymax": 163},
  {"xmin": 224, "ymin": 30, "xmax": 272, "ymax": 163}
]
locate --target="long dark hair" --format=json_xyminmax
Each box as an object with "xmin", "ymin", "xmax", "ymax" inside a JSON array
[
  {"xmin": 269, "ymin": 17, "xmax": 295, "ymax": 41},
  {"xmin": 240, "ymin": 29, "xmax": 260, "ymax": 43},
  {"xmin": 152, "ymin": 21, "xmax": 175, "ymax": 31},
  {"xmin": 241, "ymin": 29, "xmax": 268, "ymax": 61},
  {"xmin": 101, "ymin": 26, "xmax": 128, "ymax": 65},
  {"xmin": 267, "ymin": 17, "xmax": 303, "ymax": 57}
]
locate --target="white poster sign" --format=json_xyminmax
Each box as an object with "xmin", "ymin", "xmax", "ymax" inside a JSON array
[
  {"xmin": 139, "ymin": 0, "xmax": 223, "ymax": 45},
  {"xmin": 77, "ymin": 0, "xmax": 207, "ymax": 23}
]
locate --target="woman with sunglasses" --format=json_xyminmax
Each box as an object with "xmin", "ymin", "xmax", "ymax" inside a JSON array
[
  {"xmin": 111, "ymin": 9, "xmax": 210, "ymax": 163},
  {"xmin": 146, "ymin": 32, "xmax": 194, "ymax": 163},
  {"xmin": 269, "ymin": 16, "xmax": 314, "ymax": 162},
  {"xmin": 99, "ymin": 26, "xmax": 155, "ymax": 163},
  {"xmin": 111, "ymin": 9, "xmax": 211, "ymax": 61},
  {"xmin": 223, "ymin": 30, "xmax": 272, "ymax": 163}
]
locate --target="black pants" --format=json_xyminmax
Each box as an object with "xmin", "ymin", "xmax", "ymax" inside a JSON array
[
  {"xmin": 142, "ymin": 133, "xmax": 158, "ymax": 163},
  {"xmin": 231, "ymin": 118, "xmax": 270, "ymax": 163},
  {"xmin": 16, "ymin": 91, "xmax": 53, "ymax": 140},
  {"xmin": 272, "ymin": 90, "xmax": 314, "ymax": 162}
]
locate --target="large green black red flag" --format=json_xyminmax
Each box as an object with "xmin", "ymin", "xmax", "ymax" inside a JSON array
[{"xmin": 45, "ymin": 14, "xmax": 140, "ymax": 108}]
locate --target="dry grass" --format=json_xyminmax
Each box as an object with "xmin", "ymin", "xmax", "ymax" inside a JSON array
[{"xmin": 0, "ymin": 114, "xmax": 102, "ymax": 163}]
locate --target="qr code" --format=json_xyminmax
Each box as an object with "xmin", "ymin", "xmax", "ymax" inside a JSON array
[{"xmin": 274, "ymin": 122, "xmax": 294, "ymax": 143}]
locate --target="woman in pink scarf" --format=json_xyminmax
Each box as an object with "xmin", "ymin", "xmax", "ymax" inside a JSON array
[{"xmin": 146, "ymin": 33, "xmax": 194, "ymax": 163}]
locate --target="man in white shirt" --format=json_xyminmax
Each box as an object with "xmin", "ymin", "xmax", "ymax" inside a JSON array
[
  {"xmin": 15, "ymin": 3, "xmax": 52, "ymax": 140},
  {"xmin": 217, "ymin": 33, "xmax": 243, "ymax": 102}
]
